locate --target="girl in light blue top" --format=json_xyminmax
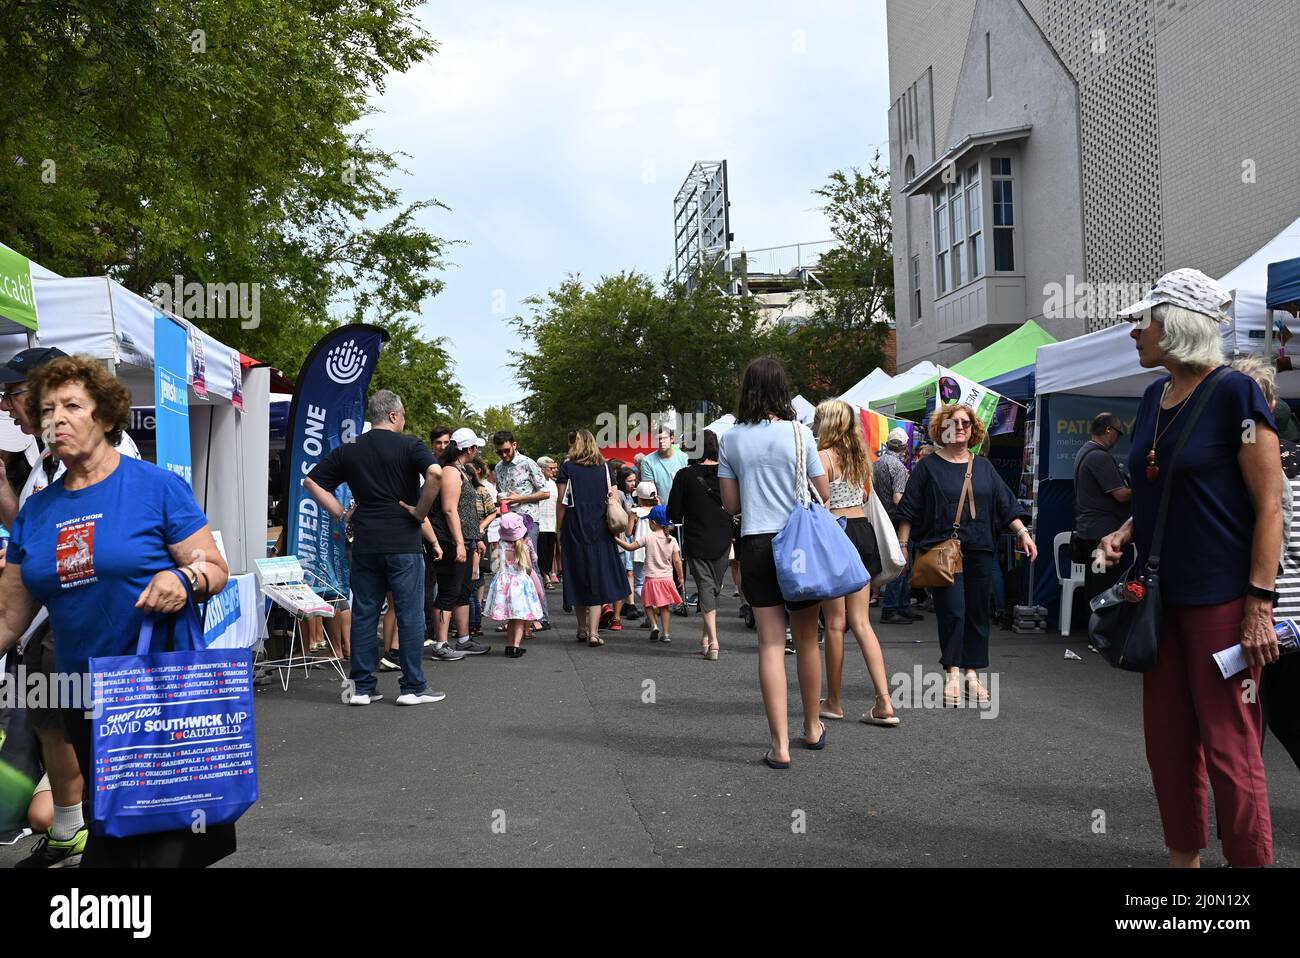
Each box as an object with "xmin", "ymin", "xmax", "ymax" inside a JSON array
[{"xmin": 718, "ymin": 358, "xmax": 830, "ymax": 770}]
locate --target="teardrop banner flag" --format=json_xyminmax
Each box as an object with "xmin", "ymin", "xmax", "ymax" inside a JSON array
[
  {"xmin": 935, "ymin": 367, "xmax": 1002, "ymax": 432},
  {"xmin": 284, "ymin": 325, "xmax": 389, "ymax": 598}
]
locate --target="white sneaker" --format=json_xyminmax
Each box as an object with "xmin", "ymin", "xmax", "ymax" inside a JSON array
[
  {"xmin": 396, "ymin": 688, "xmax": 447, "ymax": 706},
  {"xmin": 348, "ymin": 692, "xmax": 384, "ymax": 706}
]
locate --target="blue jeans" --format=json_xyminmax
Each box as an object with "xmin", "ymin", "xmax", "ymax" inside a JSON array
[
  {"xmin": 469, "ymin": 585, "xmax": 482, "ymax": 632},
  {"xmin": 350, "ymin": 551, "xmax": 429, "ymax": 696},
  {"xmin": 884, "ymin": 542, "xmax": 913, "ymax": 613}
]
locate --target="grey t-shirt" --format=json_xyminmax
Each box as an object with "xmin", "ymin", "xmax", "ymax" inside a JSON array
[
  {"xmin": 718, "ymin": 420, "xmax": 824, "ymax": 537},
  {"xmin": 1073, "ymin": 441, "xmax": 1129, "ymax": 540}
]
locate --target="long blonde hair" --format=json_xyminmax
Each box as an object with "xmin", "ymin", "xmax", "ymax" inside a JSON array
[
  {"xmin": 567, "ymin": 428, "xmax": 605, "ymax": 467},
  {"xmin": 512, "ymin": 538, "xmax": 533, "ymax": 573},
  {"xmin": 814, "ymin": 399, "xmax": 870, "ymax": 494}
]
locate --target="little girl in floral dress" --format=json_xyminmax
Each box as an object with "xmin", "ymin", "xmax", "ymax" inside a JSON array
[{"xmin": 484, "ymin": 513, "xmax": 546, "ymax": 658}]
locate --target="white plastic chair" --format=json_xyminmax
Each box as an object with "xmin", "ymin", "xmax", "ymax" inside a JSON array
[{"xmin": 1054, "ymin": 531, "xmax": 1086, "ymax": 636}]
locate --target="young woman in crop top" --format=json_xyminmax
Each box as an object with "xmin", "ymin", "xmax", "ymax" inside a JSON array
[{"xmin": 814, "ymin": 400, "xmax": 898, "ymax": 727}]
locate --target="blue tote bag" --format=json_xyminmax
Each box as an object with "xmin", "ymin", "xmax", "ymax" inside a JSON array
[
  {"xmin": 771, "ymin": 421, "xmax": 870, "ymax": 602},
  {"xmin": 88, "ymin": 570, "xmax": 258, "ymax": 839}
]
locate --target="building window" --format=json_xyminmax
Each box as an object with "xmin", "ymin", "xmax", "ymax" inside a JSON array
[
  {"xmin": 949, "ymin": 181, "xmax": 965, "ymax": 288},
  {"xmin": 933, "ymin": 188, "xmax": 949, "ymax": 295},
  {"xmin": 911, "ymin": 255, "xmax": 921, "ymax": 326},
  {"xmin": 965, "ymin": 165, "xmax": 983, "ymax": 278},
  {"xmin": 904, "ymin": 155, "xmax": 915, "ymax": 183},
  {"xmin": 992, "ymin": 156, "xmax": 1015, "ymax": 271}
]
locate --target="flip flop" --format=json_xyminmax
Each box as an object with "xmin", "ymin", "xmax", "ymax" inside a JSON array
[
  {"xmin": 762, "ymin": 751, "xmax": 790, "ymax": 770},
  {"xmin": 818, "ymin": 698, "xmax": 844, "ymax": 720},
  {"xmin": 861, "ymin": 705, "xmax": 901, "ymax": 727},
  {"xmin": 803, "ymin": 723, "xmax": 827, "ymax": 750}
]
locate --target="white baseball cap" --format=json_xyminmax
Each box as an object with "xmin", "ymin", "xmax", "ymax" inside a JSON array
[
  {"xmin": 451, "ymin": 427, "xmax": 486, "ymax": 450},
  {"xmin": 635, "ymin": 481, "xmax": 658, "ymax": 500}
]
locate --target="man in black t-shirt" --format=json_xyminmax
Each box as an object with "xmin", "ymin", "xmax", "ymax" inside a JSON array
[
  {"xmin": 1072, "ymin": 412, "xmax": 1132, "ymax": 606},
  {"xmin": 305, "ymin": 390, "xmax": 444, "ymax": 706}
]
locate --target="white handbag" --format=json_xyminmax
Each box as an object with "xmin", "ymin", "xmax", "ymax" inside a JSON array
[{"xmin": 867, "ymin": 487, "xmax": 906, "ymax": 587}]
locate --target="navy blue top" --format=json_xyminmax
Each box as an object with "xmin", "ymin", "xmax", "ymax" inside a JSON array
[
  {"xmin": 896, "ymin": 453, "xmax": 1027, "ymax": 554},
  {"xmin": 1126, "ymin": 368, "xmax": 1275, "ymax": 605}
]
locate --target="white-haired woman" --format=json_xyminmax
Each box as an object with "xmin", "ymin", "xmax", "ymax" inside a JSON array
[
  {"xmin": 1230, "ymin": 354, "xmax": 1300, "ymax": 775},
  {"xmin": 1099, "ymin": 269, "xmax": 1281, "ymax": 867}
]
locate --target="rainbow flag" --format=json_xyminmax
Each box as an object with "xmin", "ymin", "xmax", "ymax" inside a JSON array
[{"xmin": 859, "ymin": 408, "xmax": 919, "ymax": 469}]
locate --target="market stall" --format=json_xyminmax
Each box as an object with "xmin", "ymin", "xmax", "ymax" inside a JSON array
[
  {"xmin": 870, "ymin": 321, "xmax": 1057, "ymax": 420},
  {"xmin": 0, "ymin": 265, "xmax": 269, "ymax": 652}
]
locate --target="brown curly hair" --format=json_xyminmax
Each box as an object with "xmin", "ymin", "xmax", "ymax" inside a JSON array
[
  {"xmin": 928, "ymin": 403, "xmax": 987, "ymax": 449},
  {"xmin": 26, "ymin": 355, "xmax": 132, "ymax": 448}
]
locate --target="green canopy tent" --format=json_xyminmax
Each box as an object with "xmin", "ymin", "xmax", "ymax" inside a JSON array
[
  {"xmin": 870, "ymin": 320, "xmax": 1057, "ymax": 418},
  {"xmin": 0, "ymin": 242, "xmax": 40, "ymax": 346}
]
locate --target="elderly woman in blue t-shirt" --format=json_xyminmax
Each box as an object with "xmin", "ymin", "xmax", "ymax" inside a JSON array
[
  {"xmin": 1099, "ymin": 269, "xmax": 1281, "ymax": 868},
  {"xmin": 0, "ymin": 355, "xmax": 229, "ymax": 867}
]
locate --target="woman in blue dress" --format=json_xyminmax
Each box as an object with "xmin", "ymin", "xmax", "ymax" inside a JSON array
[{"xmin": 556, "ymin": 430, "xmax": 628, "ymax": 646}]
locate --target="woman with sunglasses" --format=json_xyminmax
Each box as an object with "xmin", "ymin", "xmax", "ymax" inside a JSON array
[{"xmin": 895, "ymin": 403, "xmax": 1036, "ymax": 707}]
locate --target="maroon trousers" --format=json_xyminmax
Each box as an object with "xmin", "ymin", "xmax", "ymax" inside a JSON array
[{"xmin": 1143, "ymin": 598, "xmax": 1273, "ymax": 866}]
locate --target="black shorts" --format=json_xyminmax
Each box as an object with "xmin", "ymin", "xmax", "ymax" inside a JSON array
[
  {"xmin": 736, "ymin": 534, "xmax": 819, "ymax": 611},
  {"xmin": 434, "ymin": 541, "xmax": 474, "ymax": 610},
  {"xmin": 22, "ymin": 623, "xmax": 66, "ymax": 732},
  {"xmin": 842, "ymin": 516, "xmax": 882, "ymax": 579}
]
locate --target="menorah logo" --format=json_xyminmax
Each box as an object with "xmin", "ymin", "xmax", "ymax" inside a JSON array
[{"xmin": 325, "ymin": 340, "xmax": 368, "ymax": 385}]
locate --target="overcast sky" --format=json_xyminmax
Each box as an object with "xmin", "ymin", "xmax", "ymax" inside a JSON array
[{"xmin": 364, "ymin": 0, "xmax": 891, "ymax": 412}]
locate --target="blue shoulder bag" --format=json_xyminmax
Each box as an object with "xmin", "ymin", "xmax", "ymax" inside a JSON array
[{"xmin": 771, "ymin": 421, "xmax": 870, "ymax": 602}]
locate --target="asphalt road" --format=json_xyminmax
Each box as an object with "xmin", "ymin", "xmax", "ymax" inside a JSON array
[{"xmin": 5, "ymin": 592, "xmax": 1298, "ymax": 867}]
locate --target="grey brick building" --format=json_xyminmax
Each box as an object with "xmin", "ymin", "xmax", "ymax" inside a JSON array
[{"xmin": 886, "ymin": 0, "xmax": 1300, "ymax": 371}]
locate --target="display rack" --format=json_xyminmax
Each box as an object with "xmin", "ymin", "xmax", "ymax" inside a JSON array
[{"xmin": 253, "ymin": 557, "xmax": 346, "ymax": 690}]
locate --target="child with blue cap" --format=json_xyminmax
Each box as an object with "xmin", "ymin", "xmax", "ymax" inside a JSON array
[{"xmin": 615, "ymin": 505, "xmax": 682, "ymax": 642}]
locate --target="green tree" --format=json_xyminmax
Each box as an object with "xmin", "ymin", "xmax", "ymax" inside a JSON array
[
  {"xmin": 510, "ymin": 266, "xmax": 772, "ymax": 454},
  {"xmin": 0, "ymin": 0, "xmax": 459, "ymax": 410},
  {"xmin": 781, "ymin": 156, "xmax": 895, "ymax": 400}
]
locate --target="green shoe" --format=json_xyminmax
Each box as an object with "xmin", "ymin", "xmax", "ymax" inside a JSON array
[{"xmin": 16, "ymin": 827, "xmax": 88, "ymax": 868}]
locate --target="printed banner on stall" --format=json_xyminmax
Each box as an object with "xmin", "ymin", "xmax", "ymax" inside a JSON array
[
  {"xmin": 935, "ymin": 367, "xmax": 1002, "ymax": 432},
  {"xmin": 203, "ymin": 574, "xmax": 262, "ymax": 650},
  {"xmin": 189, "ymin": 329, "xmax": 207, "ymax": 400},
  {"xmin": 1046, "ymin": 395, "xmax": 1139, "ymax": 480},
  {"xmin": 0, "ymin": 243, "xmax": 39, "ymax": 332},
  {"xmin": 859, "ymin": 408, "xmax": 918, "ymax": 468},
  {"xmin": 284, "ymin": 325, "xmax": 389, "ymax": 598},
  {"xmin": 153, "ymin": 312, "xmax": 192, "ymax": 486},
  {"xmin": 229, "ymin": 348, "xmax": 244, "ymax": 413}
]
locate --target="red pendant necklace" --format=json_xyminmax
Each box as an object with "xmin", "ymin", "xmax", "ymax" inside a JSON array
[{"xmin": 1146, "ymin": 379, "xmax": 1197, "ymax": 480}]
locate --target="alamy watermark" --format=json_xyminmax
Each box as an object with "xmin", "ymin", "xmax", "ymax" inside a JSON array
[
  {"xmin": 1042, "ymin": 276, "xmax": 1151, "ymax": 327},
  {"xmin": 0, "ymin": 666, "xmax": 100, "ymax": 717},
  {"xmin": 151, "ymin": 275, "xmax": 261, "ymax": 329},
  {"xmin": 594, "ymin": 406, "xmax": 709, "ymax": 459}
]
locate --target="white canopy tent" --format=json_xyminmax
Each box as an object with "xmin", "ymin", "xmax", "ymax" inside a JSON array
[
  {"xmin": 704, "ymin": 413, "xmax": 735, "ymax": 437},
  {"xmin": 837, "ymin": 368, "xmax": 895, "ymax": 409},
  {"xmin": 0, "ymin": 275, "xmax": 269, "ymax": 575},
  {"xmin": 792, "ymin": 394, "xmax": 816, "ymax": 425},
  {"xmin": 854, "ymin": 361, "xmax": 940, "ymax": 417},
  {"xmin": 1037, "ymin": 216, "xmax": 1300, "ymax": 397}
]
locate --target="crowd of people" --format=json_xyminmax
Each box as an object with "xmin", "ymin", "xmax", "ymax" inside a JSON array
[{"xmin": 1, "ymin": 265, "xmax": 1297, "ymax": 871}]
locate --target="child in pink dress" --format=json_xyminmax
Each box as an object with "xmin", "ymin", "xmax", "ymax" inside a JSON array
[
  {"xmin": 484, "ymin": 513, "xmax": 546, "ymax": 658},
  {"xmin": 615, "ymin": 506, "xmax": 682, "ymax": 643}
]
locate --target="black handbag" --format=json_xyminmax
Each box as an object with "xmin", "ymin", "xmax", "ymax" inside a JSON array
[{"xmin": 1088, "ymin": 367, "xmax": 1227, "ymax": 671}]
